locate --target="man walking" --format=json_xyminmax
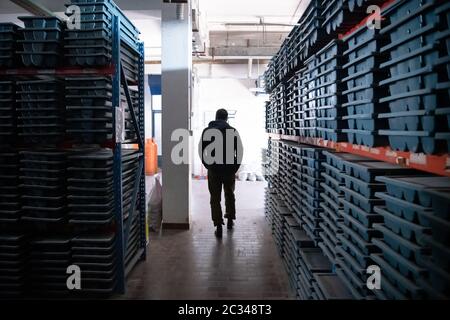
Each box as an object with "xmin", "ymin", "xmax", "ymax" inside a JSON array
[{"xmin": 199, "ymin": 109, "xmax": 243, "ymax": 238}]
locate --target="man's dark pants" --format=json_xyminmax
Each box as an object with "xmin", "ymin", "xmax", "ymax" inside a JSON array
[{"xmin": 207, "ymin": 170, "xmax": 236, "ymax": 226}]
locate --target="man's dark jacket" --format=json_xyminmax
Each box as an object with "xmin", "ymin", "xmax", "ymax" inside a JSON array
[{"xmin": 199, "ymin": 120, "xmax": 243, "ymax": 175}]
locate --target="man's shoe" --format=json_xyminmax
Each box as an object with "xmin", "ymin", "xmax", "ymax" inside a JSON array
[
  {"xmin": 227, "ymin": 219, "xmax": 234, "ymax": 230},
  {"xmin": 215, "ymin": 224, "xmax": 223, "ymax": 238}
]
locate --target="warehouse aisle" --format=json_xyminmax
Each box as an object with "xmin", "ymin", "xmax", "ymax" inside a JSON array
[{"xmin": 123, "ymin": 180, "xmax": 293, "ymax": 299}]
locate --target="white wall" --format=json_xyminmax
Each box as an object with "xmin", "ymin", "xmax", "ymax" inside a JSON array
[{"xmin": 192, "ymin": 63, "xmax": 268, "ymax": 177}]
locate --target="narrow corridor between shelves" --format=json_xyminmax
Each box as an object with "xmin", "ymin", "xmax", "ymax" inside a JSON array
[{"xmin": 122, "ymin": 180, "xmax": 293, "ymax": 300}]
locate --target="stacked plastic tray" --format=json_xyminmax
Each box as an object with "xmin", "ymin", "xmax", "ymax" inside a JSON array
[
  {"xmin": 20, "ymin": 150, "xmax": 67, "ymax": 225},
  {"xmin": 274, "ymin": 83, "xmax": 285, "ymax": 134},
  {"xmin": 272, "ymin": 196, "xmax": 290, "ymax": 256},
  {"xmin": 0, "ymin": 234, "xmax": 26, "ymax": 297},
  {"xmin": 264, "ymin": 61, "xmax": 276, "ymax": 92},
  {"xmin": 315, "ymin": 40, "xmax": 346, "ymax": 142},
  {"xmin": 341, "ymin": 23, "xmax": 389, "ymax": 147},
  {"xmin": 321, "ymin": 0, "xmax": 366, "ymax": 35},
  {"xmin": 336, "ymin": 158, "xmax": 413, "ymax": 299},
  {"xmin": 299, "ymin": 0, "xmax": 325, "ymax": 61},
  {"xmin": 30, "ymin": 237, "xmax": 72, "ymax": 295},
  {"xmin": 67, "ymin": 148, "xmax": 139, "ymax": 227},
  {"xmin": 287, "ymin": 25, "xmax": 303, "ymax": 73},
  {"xmin": 281, "ymin": 215, "xmax": 301, "ymax": 291},
  {"xmin": 296, "ymin": 247, "xmax": 332, "ymax": 299},
  {"xmin": 312, "ymin": 273, "xmax": 353, "ymax": 300},
  {"xmin": 299, "ymin": 55, "xmax": 318, "ymax": 138},
  {"xmin": 65, "ymin": 76, "xmax": 113, "ymax": 144},
  {"xmin": 299, "ymin": 146, "xmax": 326, "ymax": 244},
  {"xmin": 0, "ymin": 23, "xmax": 20, "ymax": 67},
  {"xmin": 372, "ymin": 176, "xmax": 450, "ymax": 300},
  {"xmin": 65, "ymin": 0, "xmax": 140, "ymax": 82},
  {"xmin": 0, "ymin": 149, "xmax": 20, "ymax": 224},
  {"xmin": 291, "ymin": 230, "xmax": 315, "ymax": 298},
  {"xmin": 318, "ymin": 151, "xmax": 351, "ymax": 265},
  {"xmin": 72, "ymin": 233, "xmax": 117, "ymax": 295},
  {"xmin": 16, "ymin": 79, "xmax": 65, "ymax": 144},
  {"xmin": 285, "ymin": 77, "xmax": 296, "ymax": 136},
  {"xmin": 378, "ymin": 0, "xmax": 449, "ymax": 154},
  {"xmin": 289, "ymin": 144, "xmax": 302, "ymax": 223},
  {"xmin": 433, "ymin": 3, "xmax": 450, "ymax": 152},
  {"xmin": 0, "ymin": 80, "xmax": 16, "ymax": 142},
  {"xmin": 265, "ymin": 139, "xmax": 280, "ymax": 191},
  {"xmin": 279, "ymin": 142, "xmax": 293, "ymax": 211},
  {"xmin": 291, "ymin": 70, "xmax": 303, "ymax": 136},
  {"xmin": 18, "ymin": 17, "xmax": 63, "ymax": 68}
]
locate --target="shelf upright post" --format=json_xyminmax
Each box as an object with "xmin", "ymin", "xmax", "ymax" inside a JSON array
[
  {"xmin": 111, "ymin": 14, "xmax": 126, "ymax": 295},
  {"xmin": 138, "ymin": 41, "xmax": 147, "ymax": 258}
]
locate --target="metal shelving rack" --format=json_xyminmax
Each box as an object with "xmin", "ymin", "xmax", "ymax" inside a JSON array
[
  {"xmin": 268, "ymin": 133, "xmax": 450, "ymax": 177},
  {"xmin": 0, "ymin": 14, "xmax": 146, "ymax": 296}
]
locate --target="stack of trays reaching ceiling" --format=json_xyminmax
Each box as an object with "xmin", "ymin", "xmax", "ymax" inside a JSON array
[
  {"xmin": 296, "ymin": 247, "xmax": 332, "ymax": 300},
  {"xmin": 65, "ymin": 76, "xmax": 113, "ymax": 144},
  {"xmin": 18, "ymin": 17, "xmax": 63, "ymax": 68},
  {"xmin": 20, "ymin": 150, "xmax": 67, "ymax": 225},
  {"xmin": 71, "ymin": 233, "xmax": 117, "ymax": 295},
  {"xmin": 0, "ymin": 233, "xmax": 26, "ymax": 298},
  {"xmin": 0, "ymin": 23, "xmax": 20, "ymax": 67},
  {"xmin": 299, "ymin": 146, "xmax": 326, "ymax": 244},
  {"xmin": 0, "ymin": 149, "xmax": 20, "ymax": 224},
  {"xmin": 372, "ymin": 176, "xmax": 450, "ymax": 300},
  {"xmin": 67, "ymin": 148, "xmax": 139, "ymax": 228},
  {"xmin": 30, "ymin": 237, "xmax": 72, "ymax": 296},
  {"xmin": 378, "ymin": 0, "xmax": 450, "ymax": 154},
  {"xmin": 335, "ymin": 158, "xmax": 414, "ymax": 299},
  {"xmin": 64, "ymin": 0, "xmax": 140, "ymax": 83},
  {"xmin": 315, "ymin": 40, "xmax": 347, "ymax": 142},
  {"xmin": 341, "ymin": 22, "xmax": 389, "ymax": 148},
  {"xmin": 0, "ymin": 80, "xmax": 16, "ymax": 142},
  {"xmin": 16, "ymin": 79, "xmax": 65, "ymax": 144}
]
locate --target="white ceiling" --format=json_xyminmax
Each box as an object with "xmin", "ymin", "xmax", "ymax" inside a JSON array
[{"xmin": 200, "ymin": 0, "xmax": 308, "ymax": 31}]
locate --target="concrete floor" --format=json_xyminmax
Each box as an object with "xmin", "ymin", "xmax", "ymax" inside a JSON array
[{"xmin": 123, "ymin": 180, "xmax": 293, "ymax": 300}]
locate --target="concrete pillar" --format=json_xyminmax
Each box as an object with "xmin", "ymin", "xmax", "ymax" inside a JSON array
[{"xmin": 161, "ymin": 1, "xmax": 192, "ymax": 228}]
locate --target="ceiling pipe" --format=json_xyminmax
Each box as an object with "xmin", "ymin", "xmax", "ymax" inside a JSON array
[
  {"xmin": 224, "ymin": 22, "xmax": 295, "ymax": 27},
  {"xmin": 10, "ymin": 0, "xmax": 54, "ymax": 17}
]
